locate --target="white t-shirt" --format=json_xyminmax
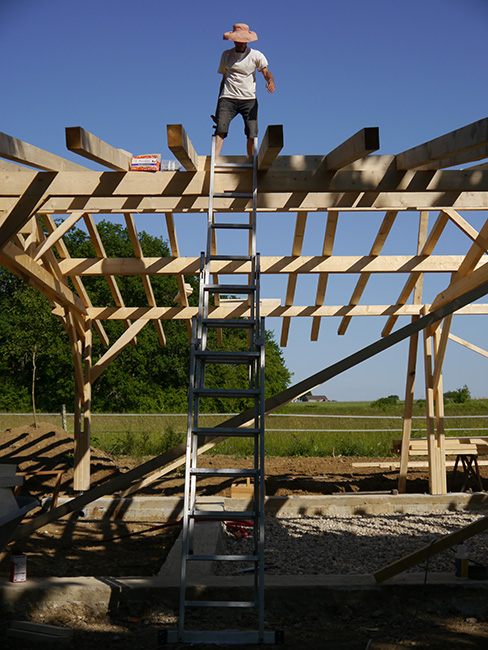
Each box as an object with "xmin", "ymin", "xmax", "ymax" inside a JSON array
[{"xmin": 218, "ymin": 48, "xmax": 269, "ymax": 100}]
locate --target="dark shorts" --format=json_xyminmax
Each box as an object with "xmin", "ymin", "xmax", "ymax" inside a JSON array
[{"xmin": 216, "ymin": 97, "xmax": 258, "ymax": 139}]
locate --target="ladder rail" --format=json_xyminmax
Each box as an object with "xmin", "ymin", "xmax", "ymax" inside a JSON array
[{"xmin": 173, "ymin": 133, "xmax": 276, "ymax": 644}]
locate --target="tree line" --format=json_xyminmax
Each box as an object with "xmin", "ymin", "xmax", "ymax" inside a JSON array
[{"xmin": 0, "ymin": 220, "xmax": 291, "ymax": 413}]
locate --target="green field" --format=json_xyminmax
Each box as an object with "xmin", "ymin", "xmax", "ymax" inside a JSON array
[{"xmin": 2, "ymin": 399, "xmax": 488, "ymax": 459}]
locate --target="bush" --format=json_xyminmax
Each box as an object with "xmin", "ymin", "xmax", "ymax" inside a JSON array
[
  {"xmin": 444, "ymin": 385, "xmax": 471, "ymax": 404},
  {"xmin": 370, "ymin": 394, "xmax": 399, "ymax": 409}
]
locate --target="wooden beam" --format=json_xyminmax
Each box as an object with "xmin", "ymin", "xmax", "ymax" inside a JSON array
[
  {"xmin": 423, "ymin": 316, "xmax": 446, "ymax": 495},
  {"xmin": 42, "ymin": 214, "xmax": 109, "ymax": 347},
  {"xmin": 33, "ymin": 211, "xmax": 86, "ymax": 261},
  {"xmin": 448, "ymin": 331, "xmax": 488, "ymax": 358},
  {"xmin": 338, "ymin": 211, "xmax": 397, "ymax": 335},
  {"xmin": 324, "ymin": 127, "xmax": 380, "ymax": 170},
  {"xmin": 125, "ymin": 213, "xmax": 166, "ymax": 346},
  {"xmin": 432, "ymin": 315, "xmax": 452, "ymax": 391},
  {"xmin": 281, "ymin": 211, "xmax": 307, "ymax": 347},
  {"xmin": 0, "ymin": 131, "xmax": 89, "ymax": 171},
  {"xmin": 83, "ymin": 214, "xmax": 134, "ymax": 337},
  {"xmin": 0, "ymin": 241, "xmax": 87, "ymax": 314},
  {"xmin": 396, "ymin": 116, "xmax": 488, "ymax": 170},
  {"xmin": 382, "ymin": 211, "xmax": 448, "ymax": 337},
  {"xmin": 91, "ymin": 319, "xmax": 149, "ymax": 382},
  {"xmin": 443, "ymin": 208, "xmax": 488, "ymax": 251},
  {"xmin": 80, "ymin": 302, "xmax": 488, "ymax": 321},
  {"xmin": 65, "ymin": 126, "xmax": 132, "ymax": 171},
  {"xmin": 166, "ymin": 124, "xmax": 199, "ymax": 171},
  {"xmin": 416, "ymin": 145, "xmax": 488, "ymax": 170},
  {"xmin": 374, "ymin": 514, "xmax": 488, "ymax": 583},
  {"xmin": 257, "ymin": 125, "xmax": 283, "ymax": 170},
  {"xmin": 58, "ymin": 253, "xmax": 477, "ymax": 277},
  {"xmin": 311, "ymin": 211, "xmax": 339, "ymax": 340},
  {"xmin": 0, "ymin": 171, "xmax": 57, "ymax": 249},
  {"xmin": 5, "ymin": 167, "xmax": 488, "ymax": 199}
]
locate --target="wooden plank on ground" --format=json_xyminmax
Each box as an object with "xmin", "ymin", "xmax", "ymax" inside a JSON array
[
  {"xmin": 374, "ymin": 515, "xmax": 488, "ymax": 583},
  {"xmin": 65, "ymin": 126, "xmax": 132, "ymax": 171}
]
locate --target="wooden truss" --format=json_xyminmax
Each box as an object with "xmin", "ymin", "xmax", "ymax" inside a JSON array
[{"xmin": 2, "ymin": 120, "xmax": 488, "ymax": 495}]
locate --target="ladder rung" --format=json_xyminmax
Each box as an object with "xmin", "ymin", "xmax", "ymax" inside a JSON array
[
  {"xmin": 185, "ymin": 600, "xmax": 256, "ymax": 609},
  {"xmin": 207, "ymin": 254, "xmax": 252, "ymax": 261},
  {"xmin": 192, "ymin": 427, "xmax": 260, "ymax": 437},
  {"xmin": 190, "ymin": 468, "xmax": 257, "ymax": 477},
  {"xmin": 193, "ymin": 388, "xmax": 260, "ymax": 398},
  {"xmin": 214, "ymin": 162, "xmax": 253, "ymax": 169},
  {"xmin": 187, "ymin": 554, "xmax": 258, "ymax": 562},
  {"xmin": 202, "ymin": 319, "xmax": 256, "ymax": 329},
  {"xmin": 191, "ymin": 510, "xmax": 256, "ymax": 519},
  {"xmin": 204, "ymin": 284, "xmax": 255, "ymax": 293},
  {"xmin": 211, "ymin": 222, "xmax": 252, "ymax": 230},
  {"xmin": 213, "ymin": 192, "xmax": 253, "ymax": 199},
  {"xmin": 195, "ymin": 350, "xmax": 259, "ymax": 363}
]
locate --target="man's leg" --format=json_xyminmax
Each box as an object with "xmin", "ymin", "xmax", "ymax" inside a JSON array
[
  {"xmin": 215, "ymin": 98, "xmax": 235, "ymax": 156},
  {"xmin": 215, "ymin": 134, "xmax": 225, "ymax": 156},
  {"xmin": 242, "ymin": 99, "xmax": 258, "ymax": 156}
]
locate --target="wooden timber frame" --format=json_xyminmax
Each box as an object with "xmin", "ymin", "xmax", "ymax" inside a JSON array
[{"xmin": 2, "ymin": 120, "xmax": 488, "ymax": 496}]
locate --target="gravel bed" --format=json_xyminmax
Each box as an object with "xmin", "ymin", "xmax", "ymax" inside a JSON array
[{"xmin": 216, "ymin": 512, "xmax": 488, "ymax": 575}]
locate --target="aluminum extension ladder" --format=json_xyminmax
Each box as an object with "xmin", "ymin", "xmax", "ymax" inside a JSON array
[{"xmin": 164, "ymin": 136, "xmax": 279, "ymax": 645}]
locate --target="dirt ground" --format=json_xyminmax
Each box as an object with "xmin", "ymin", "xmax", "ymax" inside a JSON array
[{"xmin": 2, "ymin": 422, "xmax": 488, "ymax": 649}]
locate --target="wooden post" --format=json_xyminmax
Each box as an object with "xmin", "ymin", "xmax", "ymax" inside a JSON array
[
  {"xmin": 423, "ymin": 311, "xmax": 447, "ymax": 495},
  {"xmin": 398, "ymin": 322, "xmax": 419, "ymax": 493},
  {"xmin": 73, "ymin": 320, "xmax": 92, "ymax": 491},
  {"xmin": 398, "ymin": 211, "xmax": 428, "ymax": 492}
]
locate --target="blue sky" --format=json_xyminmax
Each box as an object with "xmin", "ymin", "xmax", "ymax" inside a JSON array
[{"xmin": 2, "ymin": 0, "xmax": 488, "ymax": 400}]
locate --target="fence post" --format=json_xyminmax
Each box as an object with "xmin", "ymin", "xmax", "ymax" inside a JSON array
[{"xmin": 61, "ymin": 404, "xmax": 67, "ymax": 431}]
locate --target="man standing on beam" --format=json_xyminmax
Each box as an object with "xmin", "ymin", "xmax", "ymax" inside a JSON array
[{"xmin": 212, "ymin": 23, "xmax": 275, "ymax": 156}]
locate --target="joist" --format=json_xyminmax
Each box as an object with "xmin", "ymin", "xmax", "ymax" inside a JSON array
[
  {"xmin": 5, "ymin": 167, "xmax": 488, "ymax": 199},
  {"xmin": 80, "ymin": 302, "xmax": 488, "ymax": 321},
  {"xmin": 91, "ymin": 319, "xmax": 149, "ymax": 382},
  {"xmin": 65, "ymin": 126, "xmax": 132, "ymax": 171},
  {"xmin": 57, "ymin": 254, "xmax": 481, "ymax": 277},
  {"xmin": 396, "ymin": 116, "xmax": 488, "ymax": 170},
  {"xmin": 166, "ymin": 124, "xmax": 200, "ymax": 171},
  {"xmin": 338, "ymin": 210, "xmax": 397, "ymax": 335},
  {"xmin": 0, "ymin": 240, "xmax": 87, "ymax": 314},
  {"xmin": 311, "ymin": 210, "xmax": 339, "ymax": 340},
  {"xmin": 257, "ymin": 124, "xmax": 283, "ymax": 170},
  {"xmin": 0, "ymin": 131, "xmax": 89, "ymax": 172},
  {"xmin": 323, "ymin": 127, "xmax": 380, "ymax": 170},
  {"xmin": 281, "ymin": 211, "xmax": 307, "ymax": 346},
  {"xmin": 382, "ymin": 211, "xmax": 449, "ymax": 337}
]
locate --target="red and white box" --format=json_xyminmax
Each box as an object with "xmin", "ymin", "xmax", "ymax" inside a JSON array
[
  {"xmin": 130, "ymin": 154, "xmax": 161, "ymax": 172},
  {"xmin": 10, "ymin": 554, "xmax": 27, "ymax": 583}
]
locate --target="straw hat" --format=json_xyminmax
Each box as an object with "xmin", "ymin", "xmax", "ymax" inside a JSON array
[{"xmin": 223, "ymin": 23, "xmax": 258, "ymax": 42}]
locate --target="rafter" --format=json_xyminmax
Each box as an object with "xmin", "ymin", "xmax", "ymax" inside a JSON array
[
  {"xmin": 381, "ymin": 211, "xmax": 449, "ymax": 337},
  {"xmin": 280, "ymin": 211, "xmax": 307, "ymax": 346},
  {"xmin": 396, "ymin": 116, "xmax": 488, "ymax": 170},
  {"xmin": 311, "ymin": 210, "xmax": 339, "ymax": 340},
  {"xmin": 65, "ymin": 126, "xmax": 132, "ymax": 171},
  {"xmin": 338, "ymin": 210, "xmax": 397, "ymax": 335}
]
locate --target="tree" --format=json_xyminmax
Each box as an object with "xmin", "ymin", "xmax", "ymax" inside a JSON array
[
  {"xmin": 444, "ymin": 385, "xmax": 471, "ymax": 403},
  {"xmin": 0, "ymin": 219, "xmax": 292, "ymax": 413}
]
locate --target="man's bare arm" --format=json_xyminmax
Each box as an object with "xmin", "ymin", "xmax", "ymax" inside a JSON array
[{"xmin": 261, "ymin": 67, "xmax": 275, "ymax": 93}]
